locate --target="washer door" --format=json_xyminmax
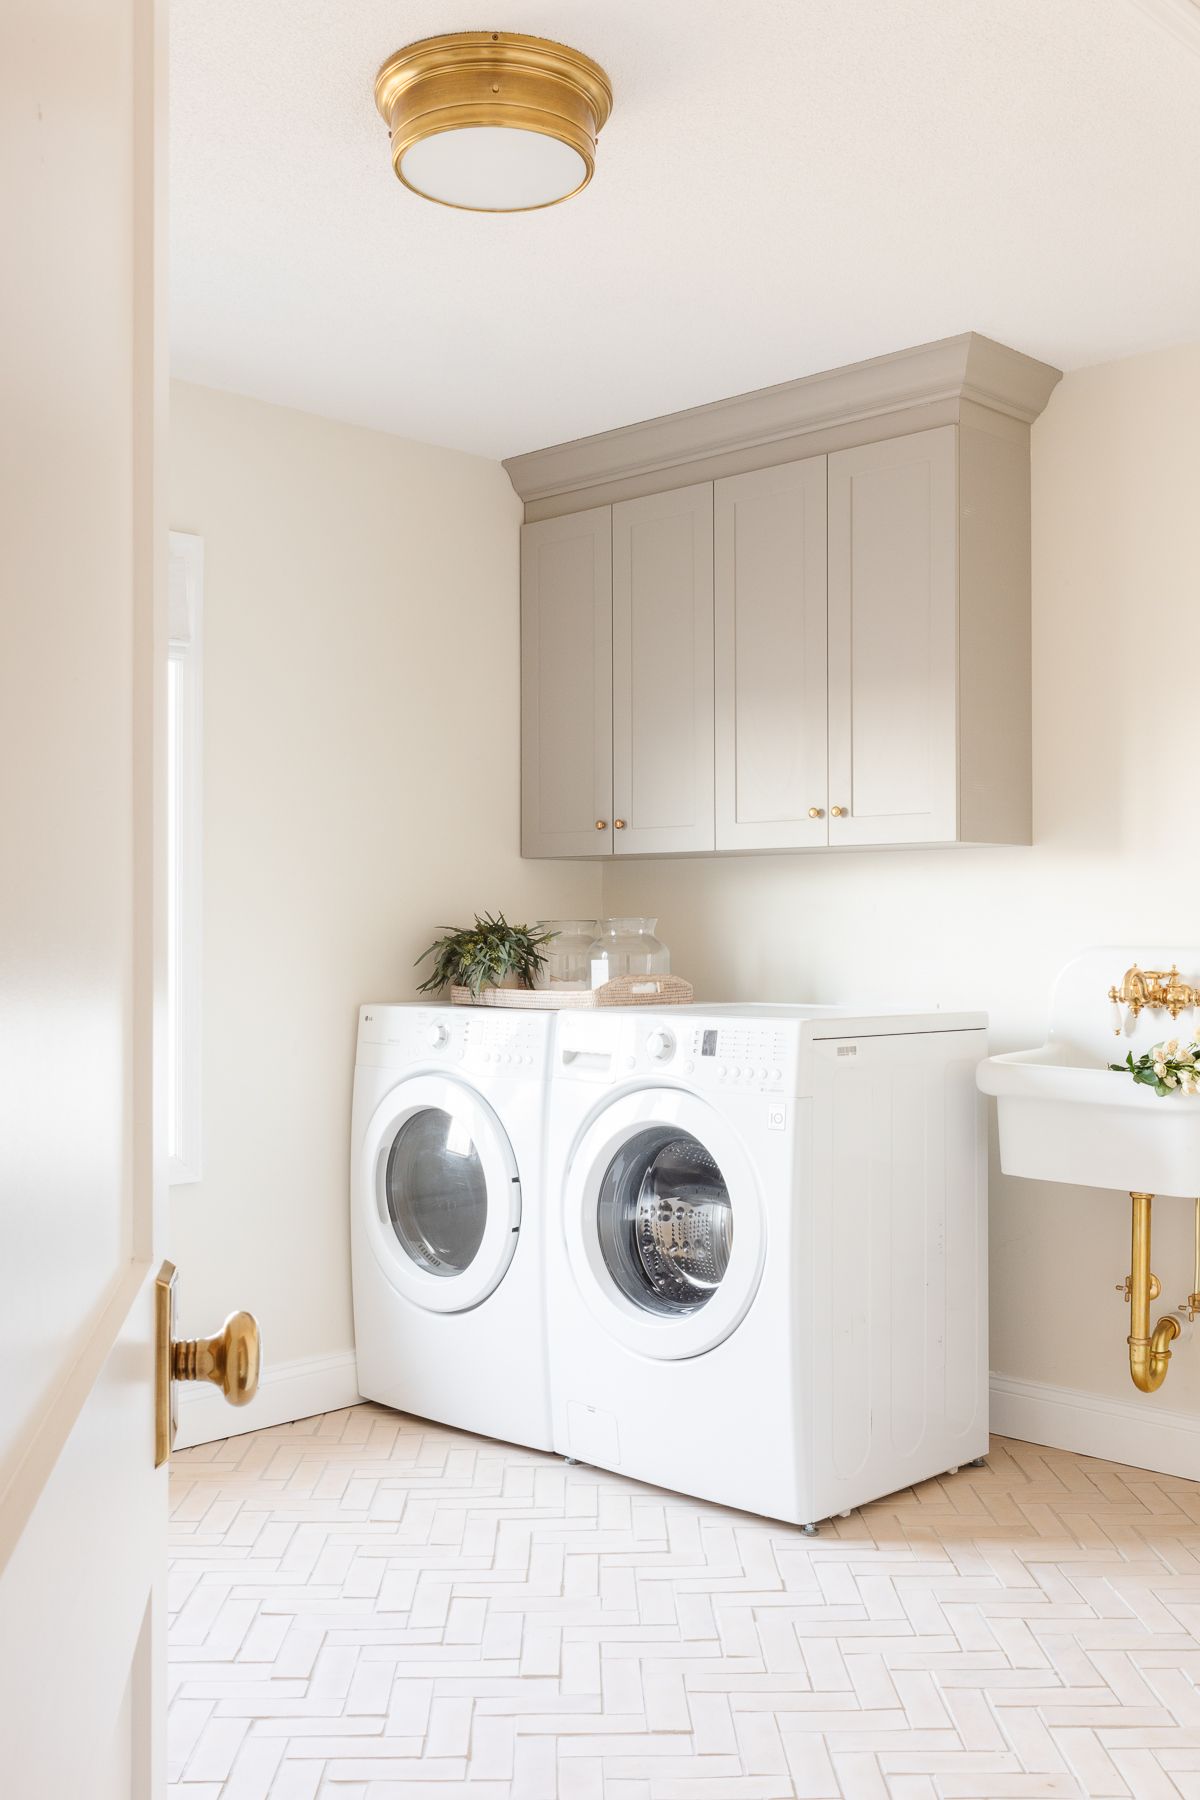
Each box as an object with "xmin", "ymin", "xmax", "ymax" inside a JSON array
[
  {"xmin": 360, "ymin": 1075, "xmax": 520, "ymax": 1313},
  {"xmin": 563, "ymin": 1088, "xmax": 765, "ymax": 1359}
]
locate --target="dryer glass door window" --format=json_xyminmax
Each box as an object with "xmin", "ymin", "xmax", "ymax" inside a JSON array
[
  {"xmin": 385, "ymin": 1107, "xmax": 487, "ymax": 1277},
  {"xmin": 597, "ymin": 1127, "xmax": 733, "ymax": 1316}
]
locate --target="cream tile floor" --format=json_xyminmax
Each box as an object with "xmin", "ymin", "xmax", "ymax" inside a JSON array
[{"xmin": 169, "ymin": 1405, "xmax": 1200, "ymax": 1800}]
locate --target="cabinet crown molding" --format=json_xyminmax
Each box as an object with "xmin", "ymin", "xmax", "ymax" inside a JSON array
[{"xmin": 504, "ymin": 332, "xmax": 1061, "ymax": 507}]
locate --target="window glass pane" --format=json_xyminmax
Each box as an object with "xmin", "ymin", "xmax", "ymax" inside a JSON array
[
  {"xmin": 597, "ymin": 1127, "xmax": 733, "ymax": 1316},
  {"xmin": 166, "ymin": 657, "xmax": 180, "ymax": 1163},
  {"xmin": 385, "ymin": 1108, "xmax": 488, "ymax": 1276}
]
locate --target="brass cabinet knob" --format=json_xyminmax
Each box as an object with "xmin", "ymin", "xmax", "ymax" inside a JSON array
[
  {"xmin": 830, "ymin": 805, "xmax": 847, "ymax": 818},
  {"xmin": 614, "ymin": 818, "xmax": 626, "ymax": 830},
  {"xmin": 594, "ymin": 819, "xmax": 607, "ymax": 830},
  {"xmin": 808, "ymin": 806, "xmax": 824, "ymax": 819},
  {"xmin": 172, "ymin": 1310, "xmax": 261, "ymax": 1407}
]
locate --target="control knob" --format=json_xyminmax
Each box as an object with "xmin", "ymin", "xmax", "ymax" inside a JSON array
[
  {"xmin": 426, "ymin": 1022, "xmax": 449, "ymax": 1049},
  {"xmin": 645, "ymin": 1027, "xmax": 676, "ymax": 1062}
]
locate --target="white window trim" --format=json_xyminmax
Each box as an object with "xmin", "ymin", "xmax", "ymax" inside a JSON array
[{"xmin": 168, "ymin": 531, "xmax": 204, "ymax": 1185}]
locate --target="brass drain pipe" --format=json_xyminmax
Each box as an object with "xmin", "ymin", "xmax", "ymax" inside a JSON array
[{"xmin": 1125, "ymin": 1192, "xmax": 1181, "ymax": 1393}]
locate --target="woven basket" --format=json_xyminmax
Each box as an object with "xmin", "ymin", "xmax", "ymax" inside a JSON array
[{"xmin": 450, "ymin": 974, "xmax": 693, "ymax": 1010}]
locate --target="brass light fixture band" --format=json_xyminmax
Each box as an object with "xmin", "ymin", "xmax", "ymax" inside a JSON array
[{"xmin": 374, "ymin": 31, "xmax": 613, "ymax": 212}]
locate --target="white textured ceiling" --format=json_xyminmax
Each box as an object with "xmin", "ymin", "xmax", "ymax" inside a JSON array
[{"xmin": 170, "ymin": 0, "xmax": 1200, "ymax": 459}]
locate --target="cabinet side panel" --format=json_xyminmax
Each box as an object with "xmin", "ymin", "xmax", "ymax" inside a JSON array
[{"xmin": 957, "ymin": 425, "xmax": 1033, "ymax": 845}]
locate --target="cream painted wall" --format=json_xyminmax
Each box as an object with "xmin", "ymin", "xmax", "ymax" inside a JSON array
[
  {"xmin": 169, "ymin": 381, "xmax": 601, "ymax": 1383},
  {"xmin": 603, "ymin": 345, "xmax": 1200, "ymax": 1421}
]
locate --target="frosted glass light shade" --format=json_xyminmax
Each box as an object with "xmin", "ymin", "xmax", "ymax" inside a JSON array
[
  {"xmin": 400, "ymin": 126, "xmax": 588, "ymax": 212},
  {"xmin": 375, "ymin": 31, "xmax": 612, "ymax": 215}
]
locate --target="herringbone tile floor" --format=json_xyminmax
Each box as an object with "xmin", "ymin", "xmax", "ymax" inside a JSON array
[{"xmin": 169, "ymin": 1405, "xmax": 1200, "ymax": 1799}]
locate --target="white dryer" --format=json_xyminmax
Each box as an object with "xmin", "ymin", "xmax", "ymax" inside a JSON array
[
  {"xmin": 351, "ymin": 1002, "xmax": 553, "ymax": 1451},
  {"xmin": 545, "ymin": 1003, "xmax": 989, "ymax": 1527}
]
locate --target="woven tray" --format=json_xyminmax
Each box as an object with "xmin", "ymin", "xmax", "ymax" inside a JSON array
[{"xmin": 450, "ymin": 974, "xmax": 693, "ymax": 1010}]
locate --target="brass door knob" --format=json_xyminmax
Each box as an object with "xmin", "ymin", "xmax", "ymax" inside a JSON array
[
  {"xmin": 595, "ymin": 819, "xmax": 607, "ymax": 830},
  {"xmin": 155, "ymin": 1261, "xmax": 263, "ymax": 1465},
  {"xmin": 614, "ymin": 818, "xmax": 626, "ymax": 830},
  {"xmin": 830, "ymin": 805, "xmax": 847, "ymax": 818},
  {"xmin": 172, "ymin": 1311, "xmax": 261, "ymax": 1407},
  {"xmin": 808, "ymin": 806, "xmax": 824, "ymax": 819}
]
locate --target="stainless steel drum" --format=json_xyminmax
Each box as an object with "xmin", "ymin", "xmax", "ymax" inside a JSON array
[{"xmin": 597, "ymin": 1127, "xmax": 733, "ymax": 1315}]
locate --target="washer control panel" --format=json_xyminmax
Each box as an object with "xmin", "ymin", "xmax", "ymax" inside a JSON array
[
  {"xmin": 685, "ymin": 1020, "xmax": 794, "ymax": 1091},
  {"xmin": 555, "ymin": 1012, "xmax": 799, "ymax": 1093}
]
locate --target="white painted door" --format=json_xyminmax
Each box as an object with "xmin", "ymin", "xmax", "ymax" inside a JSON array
[
  {"xmin": 521, "ymin": 507, "xmax": 613, "ymax": 856},
  {"xmin": 714, "ymin": 457, "xmax": 828, "ymax": 850},
  {"xmin": 0, "ymin": 0, "xmax": 168, "ymax": 1790},
  {"xmin": 827, "ymin": 426, "xmax": 959, "ymax": 846},
  {"xmin": 612, "ymin": 483, "xmax": 715, "ymax": 855}
]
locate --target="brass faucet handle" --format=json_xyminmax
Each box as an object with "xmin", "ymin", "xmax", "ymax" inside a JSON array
[
  {"xmin": 172, "ymin": 1310, "xmax": 262, "ymax": 1406},
  {"xmin": 1117, "ymin": 1273, "xmax": 1161, "ymax": 1303}
]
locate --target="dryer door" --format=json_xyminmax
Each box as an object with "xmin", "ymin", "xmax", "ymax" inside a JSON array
[
  {"xmin": 563, "ymin": 1087, "xmax": 765, "ymax": 1359},
  {"xmin": 360, "ymin": 1075, "xmax": 521, "ymax": 1313}
]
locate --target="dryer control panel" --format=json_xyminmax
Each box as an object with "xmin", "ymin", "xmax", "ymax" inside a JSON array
[{"xmin": 357, "ymin": 1003, "xmax": 549, "ymax": 1074}]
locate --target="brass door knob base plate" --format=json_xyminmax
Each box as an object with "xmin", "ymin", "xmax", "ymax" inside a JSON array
[{"xmin": 155, "ymin": 1261, "xmax": 262, "ymax": 1465}]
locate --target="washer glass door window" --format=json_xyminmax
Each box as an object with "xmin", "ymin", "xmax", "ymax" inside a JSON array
[
  {"xmin": 598, "ymin": 1127, "xmax": 733, "ymax": 1316},
  {"xmin": 386, "ymin": 1107, "xmax": 488, "ymax": 1277},
  {"xmin": 361, "ymin": 1074, "xmax": 521, "ymax": 1314},
  {"xmin": 563, "ymin": 1089, "xmax": 765, "ymax": 1360}
]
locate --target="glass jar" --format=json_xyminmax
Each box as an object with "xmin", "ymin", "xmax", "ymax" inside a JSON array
[
  {"xmin": 589, "ymin": 917, "xmax": 670, "ymax": 987},
  {"xmin": 535, "ymin": 920, "xmax": 597, "ymax": 991}
]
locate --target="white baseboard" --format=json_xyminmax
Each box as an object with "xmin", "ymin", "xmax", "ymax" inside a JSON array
[
  {"xmin": 175, "ymin": 1349, "xmax": 360, "ymax": 1450},
  {"xmin": 173, "ymin": 1351, "xmax": 1198, "ymax": 1479},
  {"xmin": 990, "ymin": 1371, "xmax": 1200, "ymax": 1482}
]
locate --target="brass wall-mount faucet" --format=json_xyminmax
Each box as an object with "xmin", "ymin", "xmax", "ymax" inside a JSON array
[{"xmin": 1108, "ymin": 963, "xmax": 1200, "ymax": 1035}]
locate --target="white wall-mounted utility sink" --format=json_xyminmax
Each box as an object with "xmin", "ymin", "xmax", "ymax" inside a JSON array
[{"xmin": 977, "ymin": 946, "xmax": 1200, "ymax": 1196}]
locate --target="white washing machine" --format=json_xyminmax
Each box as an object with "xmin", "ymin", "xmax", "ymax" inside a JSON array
[
  {"xmin": 545, "ymin": 1003, "xmax": 989, "ymax": 1527},
  {"xmin": 351, "ymin": 1002, "xmax": 553, "ymax": 1451}
]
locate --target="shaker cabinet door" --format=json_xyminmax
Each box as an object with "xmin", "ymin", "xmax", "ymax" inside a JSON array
[
  {"xmin": 827, "ymin": 426, "xmax": 958, "ymax": 846},
  {"xmin": 612, "ymin": 483, "xmax": 715, "ymax": 856},
  {"xmin": 714, "ymin": 457, "xmax": 828, "ymax": 850},
  {"xmin": 521, "ymin": 507, "xmax": 613, "ymax": 857}
]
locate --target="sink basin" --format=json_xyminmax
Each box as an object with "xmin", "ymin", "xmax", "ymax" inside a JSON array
[{"xmin": 978, "ymin": 947, "xmax": 1200, "ymax": 1196}]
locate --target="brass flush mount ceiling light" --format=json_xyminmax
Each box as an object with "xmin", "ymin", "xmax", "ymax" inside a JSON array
[{"xmin": 374, "ymin": 31, "xmax": 613, "ymax": 212}]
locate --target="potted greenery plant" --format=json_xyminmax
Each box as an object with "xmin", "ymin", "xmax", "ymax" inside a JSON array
[{"xmin": 416, "ymin": 913, "xmax": 557, "ymax": 1002}]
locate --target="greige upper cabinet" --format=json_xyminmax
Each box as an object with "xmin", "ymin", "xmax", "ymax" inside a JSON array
[
  {"xmin": 714, "ymin": 458, "xmax": 828, "ymax": 850},
  {"xmin": 827, "ymin": 427, "xmax": 958, "ymax": 846},
  {"xmin": 520, "ymin": 507, "xmax": 613, "ymax": 857},
  {"xmin": 827, "ymin": 422, "xmax": 1032, "ymax": 848},
  {"xmin": 510, "ymin": 335, "xmax": 1056, "ymax": 860},
  {"xmin": 612, "ymin": 483, "xmax": 714, "ymax": 855}
]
